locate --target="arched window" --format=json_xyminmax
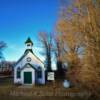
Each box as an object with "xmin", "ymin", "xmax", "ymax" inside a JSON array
[
  {"xmin": 27, "ymin": 44, "xmax": 31, "ymax": 47},
  {"xmin": 37, "ymin": 67, "xmax": 42, "ymax": 78},
  {"xmin": 17, "ymin": 67, "xmax": 21, "ymax": 78}
]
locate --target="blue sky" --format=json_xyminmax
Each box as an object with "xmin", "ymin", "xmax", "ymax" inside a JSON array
[{"xmin": 0, "ymin": 0, "xmax": 71, "ymax": 62}]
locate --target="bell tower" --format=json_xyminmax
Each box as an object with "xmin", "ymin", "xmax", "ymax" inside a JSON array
[{"xmin": 25, "ymin": 37, "xmax": 33, "ymax": 50}]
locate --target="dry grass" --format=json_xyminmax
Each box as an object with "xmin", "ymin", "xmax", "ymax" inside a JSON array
[{"xmin": 0, "ymin": 77, "xmax": 97, "ymax": 100}]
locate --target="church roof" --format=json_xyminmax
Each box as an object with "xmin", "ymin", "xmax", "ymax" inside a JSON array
[
  {"xmin": 25, "ymin": 37, "xmax": 33, "ymax": 45},
  {"xmin": 15, "ymin": 50, "xmax": 44, "ymax": 67},
  {"xmin": 24, "ymin": 49, "xmax": 33, "ymax": 54},
  {"xmin": 21, "ymin": 63, "xmax": 37, "ymax": 71},
  {"xmin": 15, "ymin": 51, "xmax": 29, "ymax": 66}
]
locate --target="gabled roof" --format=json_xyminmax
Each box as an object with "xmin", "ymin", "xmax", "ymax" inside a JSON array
[
  {"xmin": 15, "ymin": 50, "xmax": 44, "ymax": 67},
  {"xmin": 15, "ymin": 51, "xmax": 28, "ymax": 67},
  {"xmin": 25, "ymin": 37, "xmax": 33, "ymax": 45},
  {"xmin": 24, "ymin": 49, "xmax": 44, "ymax": 65},
  {"xmin": 21, "ymin": 63, "xmax": 37, "ymax": 71},
  {"xmin": 24, "ymin": 49, "xmax": 33, "ymax": 54},
  {"xmin": 32, "ymin": 52, "xmax": 44, "ymax": 65}
]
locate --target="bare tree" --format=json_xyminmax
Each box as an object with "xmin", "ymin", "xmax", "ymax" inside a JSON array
[
  {"xmin": 54, "ymin": 34, "xmax": 66, "ymax": 80},
  {"xmin": 38, "ymin": 32, "xmax": 52, "ymax": 72}
]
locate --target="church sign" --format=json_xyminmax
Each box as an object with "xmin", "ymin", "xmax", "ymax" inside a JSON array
[{"xmin": 47, "ymin": 72, "xmax": 55, "ymax": 81}]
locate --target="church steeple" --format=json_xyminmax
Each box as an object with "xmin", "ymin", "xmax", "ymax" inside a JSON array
[{"xmin": 24, "ymin": 37, "xmax": 33, "ymax": 53}]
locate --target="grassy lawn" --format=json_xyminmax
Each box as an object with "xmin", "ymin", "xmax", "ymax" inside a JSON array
[{"xmin": 0, "ymin": 77, "xmax": 94, "ymax": 100}]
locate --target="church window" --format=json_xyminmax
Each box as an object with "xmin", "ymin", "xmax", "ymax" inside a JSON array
[
  {"xmin": 37, "ymin": 67, "xmax": 42, "ymax": 78},
  {"xmin": 27, "ymin": 44, "xmax": 31, "ymax": 46},
  {"xmin": 17, "ymin": 67, "xmax": 21, "ymax": 78}
]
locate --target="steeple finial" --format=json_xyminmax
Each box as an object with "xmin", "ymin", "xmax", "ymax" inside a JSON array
[{"xmin": 25, "ymin": 37, "xmax": 33, "ymax": 45}]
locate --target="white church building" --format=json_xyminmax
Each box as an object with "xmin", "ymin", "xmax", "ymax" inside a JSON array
[{"xmin": 14, "ymin": 37, "xmax": 45, "ymax": 85}]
